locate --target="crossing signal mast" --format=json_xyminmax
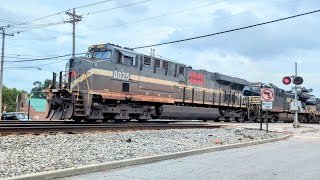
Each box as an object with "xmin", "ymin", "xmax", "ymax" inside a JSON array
[{"xmin": 282, "ymin": 62, "xmax": 303, "ymax": 128}]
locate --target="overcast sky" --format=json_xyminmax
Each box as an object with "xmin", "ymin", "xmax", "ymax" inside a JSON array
[{"xmin": 1, "ymin": 0, "xmax": 320, "ymax": 96}]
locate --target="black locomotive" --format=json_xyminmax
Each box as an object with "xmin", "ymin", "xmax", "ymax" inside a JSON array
[{"xmin": 45, "ymin": 43, "xmax": 320, "ymax": 123}]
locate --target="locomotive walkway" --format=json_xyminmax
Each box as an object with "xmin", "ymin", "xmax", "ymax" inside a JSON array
[{"xmin": 60, "ymin": 123, "xmax": 320, "ymax": 180}]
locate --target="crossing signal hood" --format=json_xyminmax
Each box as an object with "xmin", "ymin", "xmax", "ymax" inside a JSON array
[
  {"xmin": 282, "ymin": 77, "xmax": 291, "ymax": 85},
  {"xmin": 293, "ymin": 76, "xmax": 303, "ymax": 85}
]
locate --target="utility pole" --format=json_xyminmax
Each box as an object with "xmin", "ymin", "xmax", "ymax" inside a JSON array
[
  {"xmin": 293, "ymin": 62, "xmax": 300, "ymax": 128},
  {"xmin": 0, "ymin": 27, "xmax": 13, "ymax": 118},
  {"xmin": 65, "ymin": 9, "xmax": 82, "ymax": 58}
]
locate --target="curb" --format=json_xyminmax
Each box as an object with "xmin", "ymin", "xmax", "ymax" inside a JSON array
[
  {"xmin": 300, "ymin": 127, "xmax": 319, "ymax": 134},
  {"xmin": 4, "ymin": 134, "xmax": 291, "ymax": 180},
  {"xmin": 283, "ymin": 126, "xmax": 319, "ymax": 134}
]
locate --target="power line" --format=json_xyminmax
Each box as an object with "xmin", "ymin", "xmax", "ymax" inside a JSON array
[
  {"xmin": 0, "ymin": 18, "xmax": 43, "ymax": 26},
  {"xmin": 7, "ymin": 33, "xmax": 72, "ymax": 41},
  {"xmin": 4, "ymin": 53, "xmax": 85, "ymax": 63},
  {"xmin": 132, "ymin": 9, "xmax": 320, "ymax": 49},
  {"xmin": 82, "ymin": 0, "xmax": 151, "ymax": 16},
  {"xmin": 6, "ymin": 0, "xmax": 116, "ymax": 28},
  {"xmin": 16, "ymin": 20, "xmax": 66, "ymax": 34},
  {"xmin": 5, "ymin": 54, "xmax": 71, "ymax": 62},
  {"xmin": 3, "ymin": 53, "xmax": 66, "ymax": 57},
  {"xmin": 8, "ymin": 0, "xmax": 298, "ymax": 42},
  {"xmin": 4, "ymin": 59, "xmax": 68, "ymax": 70},
  {"xmin": 4, "ymin": 56, "xmax": 60, "ymax": 60},
  {"xmin": 83, "ymin": 0, "xmax": 229, "ymax": 32},
  {"xmin": 73, "ymin": 0, "xmax": 115, "ymax": 10},
  {"xmin": 121, "ymin": 0, "xmax": 301, "ymax": 45},
  {"xmin": 10, "ymin": 0, "xmax": 142, "ymax": 35}
]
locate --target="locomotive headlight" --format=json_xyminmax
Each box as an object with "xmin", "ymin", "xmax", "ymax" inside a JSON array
[{"xmin": 62, "ymin": 84, "xmax": 66, "ymax": 88}]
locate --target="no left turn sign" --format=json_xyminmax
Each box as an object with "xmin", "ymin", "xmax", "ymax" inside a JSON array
[{"xmin": 260, "ymin": 88, "xmax": 274, "ymax": 102}]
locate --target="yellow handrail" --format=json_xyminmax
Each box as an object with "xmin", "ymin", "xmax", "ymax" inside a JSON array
[
  {"xmin": 84, "ymin": 73, "xmax": 90, "ymax": 107},
  {"xmin": 76, "ymin": 83, "xmax": 80, "ymax": 102}
]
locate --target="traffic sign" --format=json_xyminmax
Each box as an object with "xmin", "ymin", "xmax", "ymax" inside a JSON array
[
  {"xmin": 262, "ymin": 101, "xmax": 273, "ymax": 110},
  {"xmin": 249, "ymin": 96, "xmax": 261, "ymax": 105},
  {"xmin": 260, "ymin": 88, "xmax": 274, "ymax": 102}
]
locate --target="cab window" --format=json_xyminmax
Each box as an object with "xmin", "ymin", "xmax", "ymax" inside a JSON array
[
  {"xmin": 93, "ymin": 50, "xmax": 112, "ymax": 59},
  {"xmin": 144, "ymin": 56, "xmax": 151, "ymax": 66},
  {"xmin": 118, "ymin": 51, "xmax": 137, "ymax": 66},
  {"xmin": 123, "ymin": 56, "xmax": 134, "ymax": 66},
  {"xmin": 162, "ymin": 61, "xmax": 169, "ymax": 69},
  {"xmin": 154, "ymin": 59, "xmax": 161, "ymax": 68}
]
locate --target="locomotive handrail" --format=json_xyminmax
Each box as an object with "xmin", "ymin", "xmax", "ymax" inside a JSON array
[
  {"xmin": 84, "ymin": 72, "xmax": 90, "ymax": 108},
  {"xmin": 76, "ymin": 83, "xmax": 80, "ymax": 102}
]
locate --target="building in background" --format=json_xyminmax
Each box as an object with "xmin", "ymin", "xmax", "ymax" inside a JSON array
[{"xmin": 17, "ymin": 93, "xmax": 48, "ymax": 120}]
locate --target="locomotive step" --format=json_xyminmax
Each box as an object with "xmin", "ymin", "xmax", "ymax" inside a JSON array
[
  {"xmin": 75, "ymin": 108, "xmax": 85, "ymax": 112},
  {"xmin": 74, "ymin": 114, "xmax": 86, "ymax": 117}
]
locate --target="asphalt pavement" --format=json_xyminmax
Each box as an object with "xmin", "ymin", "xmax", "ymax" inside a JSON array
[{"xmin": 60, "ymin": 123, "xmax": 320, "ymax": 180}]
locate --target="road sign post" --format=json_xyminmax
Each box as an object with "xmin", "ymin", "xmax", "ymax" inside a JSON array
[
  {"xmin": 260, "ymin": 88, "xmax": 274, "ymax": 133},
  {"xmin": 259, "ymin": 102, "xmax": 262, "ymax": 130}
]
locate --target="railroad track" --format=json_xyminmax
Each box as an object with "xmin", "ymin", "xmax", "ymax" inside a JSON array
[
  {"xmin": 0, "ymin": 121, "xmax": 220, "ymax": 134},
  {"xmin": 0, "ymin": 120, "xmax": 193, "ymax": 124}
]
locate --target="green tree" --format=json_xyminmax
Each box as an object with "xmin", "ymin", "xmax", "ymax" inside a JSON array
[
  {"xmin": 3, "ymin": 85, "xmax": 27, "ymax": 112},
  {"xmin": 30, "ymin": 79, "xmax": 52, "ymax": 98}
]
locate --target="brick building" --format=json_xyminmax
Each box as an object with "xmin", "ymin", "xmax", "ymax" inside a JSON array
[{"xmin": 17, "ymin": 93, "xmax": 48, "ymax": 120}]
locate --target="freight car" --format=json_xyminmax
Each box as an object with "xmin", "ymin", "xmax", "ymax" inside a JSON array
[
  {"xmin": 243, "ymin": 83, "xmax": 320, "ymax": 123},
  {"xmin": 46, "ymin": 43, "xmax": 251, "ymax": 122}
]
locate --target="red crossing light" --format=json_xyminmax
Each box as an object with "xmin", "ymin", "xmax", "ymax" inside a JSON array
[{"xmin": 282, "ymin": 77, "xmax": 291, "ymax": 85}]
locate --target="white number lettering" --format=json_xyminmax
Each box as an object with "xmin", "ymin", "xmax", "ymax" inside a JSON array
[
  {"xmin": 113, "ymin": 71, "xmax": 117, "ymax": 79},
  {"xmin": 113, "ymin": 71, "xmax": 130, "ymax": 80}
]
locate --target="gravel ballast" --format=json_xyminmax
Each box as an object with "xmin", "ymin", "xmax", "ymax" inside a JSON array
[{"xmin": 0, "ymin": 128, "xmax": 282, "ymax": 178}]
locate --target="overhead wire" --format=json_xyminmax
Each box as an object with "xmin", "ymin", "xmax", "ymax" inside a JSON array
[
  {"xmin": 7, "ymin": 33, "xmax": 72, "ymax": 41},
  {"xmin": 6, "ymin": 0, "xmax": 117, "ymax": 28},
  {"xmin": 73, "ymin": 0, "xmax": 115, "ymax": 10},
  {"xmin": 119, "ymin": 0, "xmax": 302, "ymax": 46},
  {"xmin": 3, "ymin": 53, "xmax": 67, "ymax": 57},
  {"xmin": 81, "ymin": 0, "xmax": 151, "ymax": 16},
  {"xmin": 4, "ymin": 59, "xmax": 68, "ymax": 70},
  {"xmin": 8, "ymin": 0, "xmax": 299, "ymax": 42},
  {"xmin": 4, "ymin": 0, "xmax": 144, "ymax": 37},
  {"xmin": 132, "ymin": 9, "xmax": 320, "ymax": 49},
  {"xmin": 16, "ymin": 20, "xmax": 67, "ymax": 34},
  {"xmin": 4, "ymin": 53, "xmax": 86, "ymax": 63},
  {"xmin": 82, "ymin": 0, "xmax": 229, "ymax": 32},
  {"xmin": 6, "ymin": 0, "xmax": 151, "ymax": 38}
]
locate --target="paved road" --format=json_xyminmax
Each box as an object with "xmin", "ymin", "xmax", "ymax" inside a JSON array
[{"xmin": 61, "ymin": 127, "xmax": 320, "ymax": 180}]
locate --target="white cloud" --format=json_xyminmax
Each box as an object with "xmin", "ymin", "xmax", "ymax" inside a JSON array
[{"xmin": 1, "ymin": 0, "xmax": 320, "ymax": 97}]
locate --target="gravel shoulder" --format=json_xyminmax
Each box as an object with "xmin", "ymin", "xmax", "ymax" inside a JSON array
[{"xmin": 0, "ymin": 128, "xmax": 283, "ymax": 178}]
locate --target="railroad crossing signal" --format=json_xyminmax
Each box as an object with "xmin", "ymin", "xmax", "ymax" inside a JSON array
[
  {"xmin": 293, "ymin": 76, "xmax": 303, "ymax": 85},
  {"xmin": 282, "ymin": 76, "xmax": 303, "ymax": 85},
  {"xmin": 282, "ymin": 77, "xmax": 291, "ymax": 85}
]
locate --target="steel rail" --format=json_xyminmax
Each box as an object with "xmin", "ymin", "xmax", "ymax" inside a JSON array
[
  {"xmin": 0, "ymin": 120, "xmax": 192, "ymax": 124},
  {"xmin": 0, "ymin": 122, "xmax": 220, "ymax": 134}
]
